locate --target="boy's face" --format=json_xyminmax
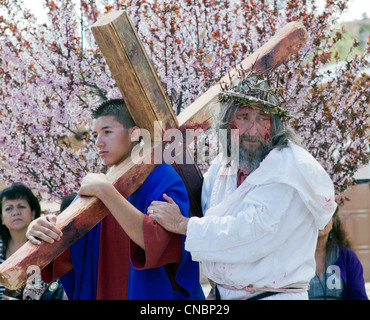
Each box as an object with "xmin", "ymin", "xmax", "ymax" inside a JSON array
[{"xmin": 92, "ymin": 115, "xmax": 134, "ymax": 168}]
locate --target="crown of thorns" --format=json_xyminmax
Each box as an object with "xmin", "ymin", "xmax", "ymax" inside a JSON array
[{"xmin": 218, "ymin": 71, "xmax": 290, "ymax": 118}]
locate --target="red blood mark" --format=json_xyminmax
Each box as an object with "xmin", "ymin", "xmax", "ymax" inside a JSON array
[
  {"xmin": 237, "ymin": 169, "xmax": 249, "ymax": 187},
  {"xmin": 263, "ymin": 123, "xmax": 271, "ymax": 143}
]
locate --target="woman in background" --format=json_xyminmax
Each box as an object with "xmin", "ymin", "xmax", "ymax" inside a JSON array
[
  {"xmin": 309, "ymin": 208, "xmax": 368, "ymax": 300},
  {"xmin": 0, "ymin": 183, "xmax": 65, "ymax": 300}
]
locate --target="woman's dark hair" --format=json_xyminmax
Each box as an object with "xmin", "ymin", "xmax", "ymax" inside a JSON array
[
  {"xmin": 326, "ymin": 207, "xmax": 352, "ymax": 252},
  {"xmin": 0, "ymin": 183, "xmax": 41, "ymax": 255}
]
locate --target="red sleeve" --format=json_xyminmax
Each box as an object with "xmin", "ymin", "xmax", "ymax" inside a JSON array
[
  {"xmin": 130, "ymin": 215, "xmax": 182, "ymax": 270},
  {"xmin": 41, "ymin": 248, "xmax": 74, "ymax": 283}
]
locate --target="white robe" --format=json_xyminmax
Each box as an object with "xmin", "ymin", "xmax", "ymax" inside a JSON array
[{"xmin": 185, "ymin": 141, "xmax": 337, "ymax": 299}]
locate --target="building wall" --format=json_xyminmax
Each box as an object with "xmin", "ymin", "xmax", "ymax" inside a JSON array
[{"xmin": 338, "ymin": 182, "xmax": 370, "ymax": 282}]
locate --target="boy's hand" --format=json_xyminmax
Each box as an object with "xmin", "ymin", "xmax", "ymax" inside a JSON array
[
  {"xmin": 26, "ymin": 215, "xmax": 63, "ymax": 245},
  {"xmin": 78, "ymin": 173, "xmax": 111, "ymax": 199}
]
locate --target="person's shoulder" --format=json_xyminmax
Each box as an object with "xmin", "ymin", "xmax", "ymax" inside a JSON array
[
  {"xmin": 286, "ymin": 141, "xmax": 321, "ymax": 165},
  {"xmin": 277, "ymin": 141, "xmax": 331, "ymax": 180},
  {"xmin": 145, "ymin": 164, "xmax": 185, "ymax": 190},
  {"xmin": 150, "ymin": 164, "xmax": 180, "ymax": 179},
  {"xmin": 143, "ymin": 164, "xmax": 189, "ymax": 209},
  {"xmin": 337, "ymin": 246, "xmax": 365, "ymax": 271},
  {"xmin": 340, "ymin": 246, "xmax": 359, "ymax": 260}
]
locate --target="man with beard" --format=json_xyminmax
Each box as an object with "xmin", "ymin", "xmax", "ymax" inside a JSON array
[{"xmin": 148, "ymin": 73, "xmax": 337, "ymax": 300}]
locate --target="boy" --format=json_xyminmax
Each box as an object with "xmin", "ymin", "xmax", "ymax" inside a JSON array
[{"xmin": 26, "ymin": 99, "xmax": 204, "ymax": 300}]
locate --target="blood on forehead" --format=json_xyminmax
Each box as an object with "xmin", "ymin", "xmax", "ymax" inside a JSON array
[{"xmin": 230, "ymin": 106, "xmax": 272, "ymax": 139}]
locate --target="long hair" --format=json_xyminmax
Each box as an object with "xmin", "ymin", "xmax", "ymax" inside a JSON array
[
  {"xmin": 0, "ymin": 183, "xmax": 41, "ymax": 255},
  {"xmin": 326, "ymin": 208, "xmax": 352, "ymax": 253},
  {"xmin": 269, "ymin": 113, "xmax": 302, "ymax": 150}
]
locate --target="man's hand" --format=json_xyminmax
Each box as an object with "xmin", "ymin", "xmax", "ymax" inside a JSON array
[
  {"xmin": 148, "ymin": 194, "xmax": 189, "ymax": 235},
  {"xmin": 26, "ymin": 215, "xmax": 63, "ymax": 245}
]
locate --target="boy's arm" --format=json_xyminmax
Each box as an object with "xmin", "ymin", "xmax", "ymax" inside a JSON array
[
  {"xmin": 78, "ymin": 173, "xmax": 146, "ymax": 249},
  {"xmin": 130, "ymin": 215, "xmax": 182, "ymax": 269},
  {"xmin": 41, "ymin": 248, "xmax": 73, "ymax": 283}
]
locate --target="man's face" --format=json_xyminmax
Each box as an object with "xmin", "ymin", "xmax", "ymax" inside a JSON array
[
  {"xmin": 232, "ymin": 106, "xmax": 272, "ymax": 155},
  {"xmin": 92, "ymin": 115, "xmax": 133, "ymax": 168}
]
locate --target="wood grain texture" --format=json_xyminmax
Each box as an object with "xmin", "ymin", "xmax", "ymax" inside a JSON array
[{"xmin": 91, "ymin": 11, "xmax": 178, "ymax": 139}]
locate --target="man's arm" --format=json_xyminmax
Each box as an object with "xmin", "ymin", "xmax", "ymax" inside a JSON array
[{"xmin": 148, "ymin": 193, "xmax": 189, "ymax": 235}]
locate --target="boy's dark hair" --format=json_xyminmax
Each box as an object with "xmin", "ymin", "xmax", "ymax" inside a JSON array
[
  {"xmin": 0, "ymin": 183, "xmax": 41, "ymax": 255},
  {"xmin": 92, "ymin": 99, "xmax": 136, "ymax": 129},
  {"xmin": 60, "ymin": 192, "xmax": 77, "ymax": 213}
]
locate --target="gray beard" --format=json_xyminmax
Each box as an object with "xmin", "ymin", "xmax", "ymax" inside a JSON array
[{"xmin": 238, "ymin": 135, "xmax": 272, "ymax": 174}]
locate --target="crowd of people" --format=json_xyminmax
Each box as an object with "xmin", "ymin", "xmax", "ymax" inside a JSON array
[{"xmin": 0, "ymin": 73, "xmax": 367, "ymax": 300}]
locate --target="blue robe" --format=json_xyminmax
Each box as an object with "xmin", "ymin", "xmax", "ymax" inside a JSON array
[{"xmin": 60, "ymin": 164, "xmax": 205, "ymax": 300}]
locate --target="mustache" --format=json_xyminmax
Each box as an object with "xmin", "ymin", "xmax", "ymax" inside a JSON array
[{"xmin": 239, "ymin": 134, "xmax": 264, "ymax": 143}]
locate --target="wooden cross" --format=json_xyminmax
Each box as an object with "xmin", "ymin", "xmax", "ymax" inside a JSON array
[{"xmin": 0, "ymin": 11, "xmax": 308, "ymax": 290}]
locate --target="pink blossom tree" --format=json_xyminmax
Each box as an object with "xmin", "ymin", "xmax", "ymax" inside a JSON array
[{"xmin": 0, "ymin": 0, "xmax": 368, "ymax": 204}]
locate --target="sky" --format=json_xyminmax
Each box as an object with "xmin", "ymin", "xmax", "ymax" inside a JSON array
[
  {"xmin": 22, "ymin": 0, "xmax": 370, "ymax": 24},
  {"xmin": 316, "ymin": 0, "xmax": 370, "ymax": 21}
]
